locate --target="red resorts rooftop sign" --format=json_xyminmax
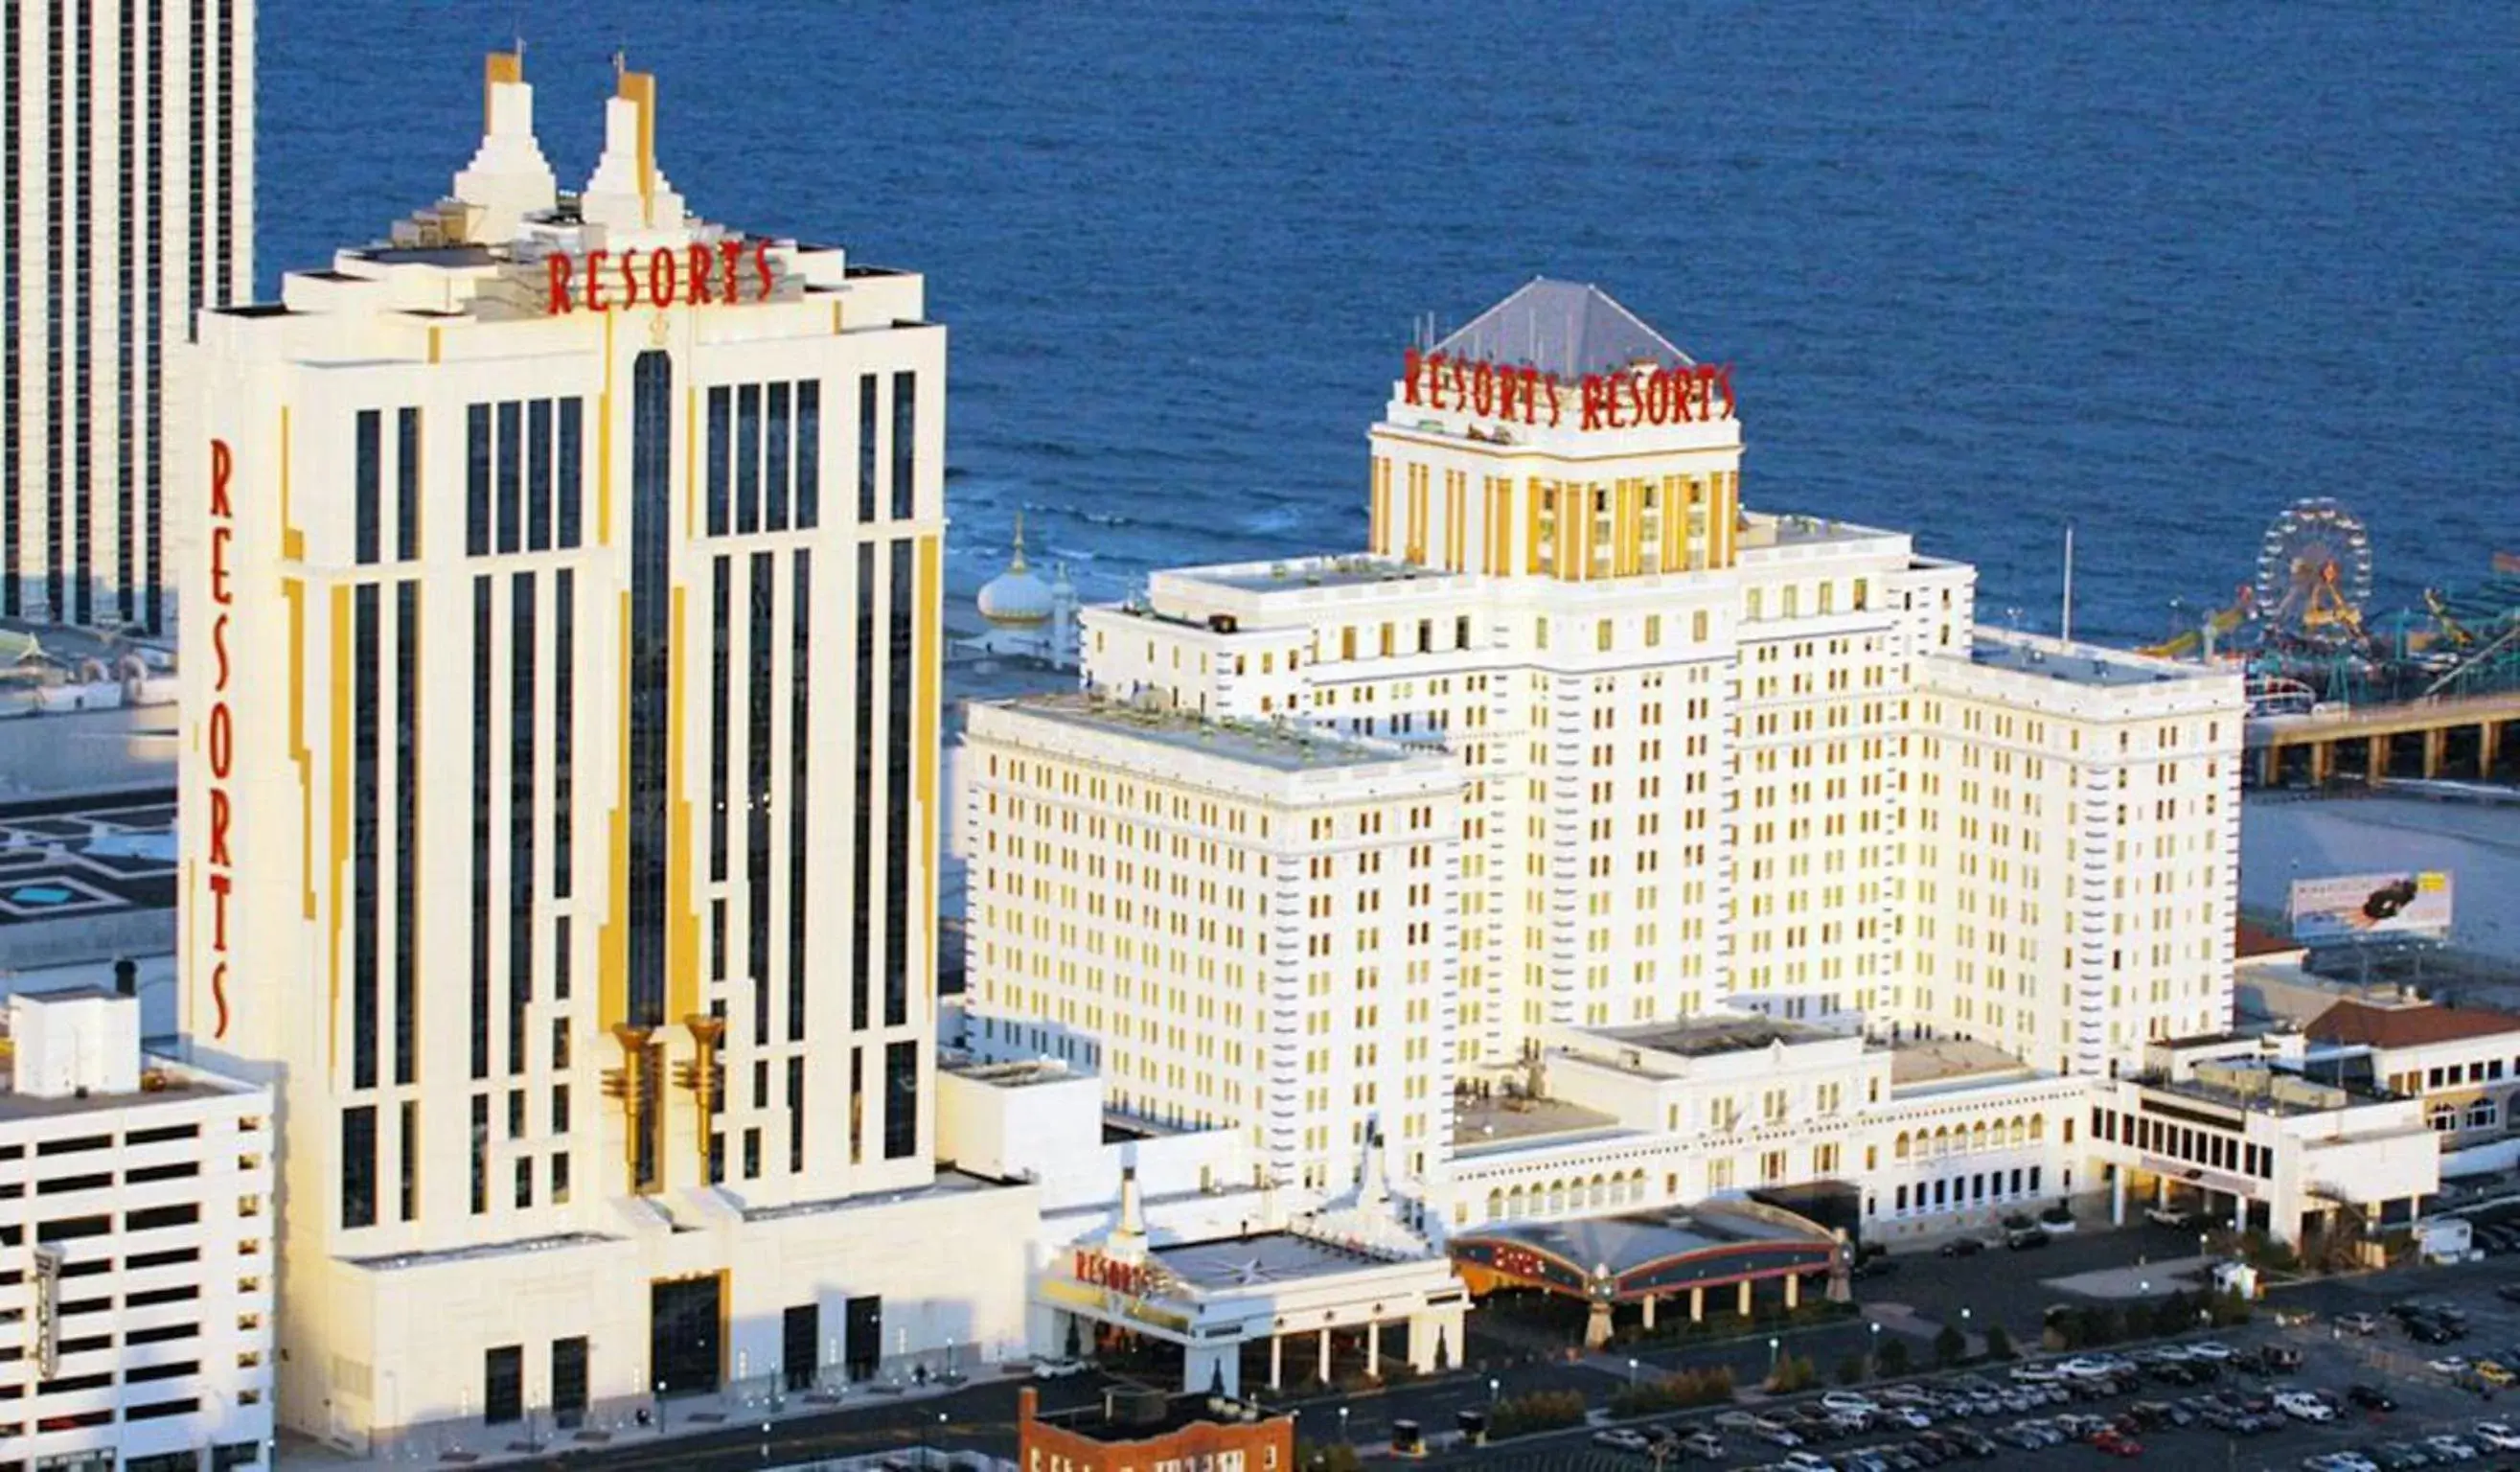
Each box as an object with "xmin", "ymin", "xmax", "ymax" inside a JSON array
[
  {"xmin": 543, "ymin": 240, "xmax": 775, "ymax": 315},
  {"xmin": 1402, "ymin": 348, "xmax": 1737, "ymax": 431}
]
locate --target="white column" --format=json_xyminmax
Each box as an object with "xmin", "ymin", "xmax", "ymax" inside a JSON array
[
  {"xmin": 1269, "ymin": 1334, "xmax": 1283, "ymax": 1391},
  {"xmin": 2111, "ymin": 1169, "xmax": 2127, "ymax": 1226},
  {"xmin": 1317, "ymin": 1328, "xmax": 1331, "ymax": 1384},
  {"xmin": 1784, "ymin": 1274, "xmax": 1800, "ymax": 1311},
  {"xmin": 1365, "ymin": 1321, "xmax": 1382, "ymax": 1377}
]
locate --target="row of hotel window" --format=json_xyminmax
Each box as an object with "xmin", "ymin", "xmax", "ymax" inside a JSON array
[
  {"xmin": 1891, "ymin": 1166, "xmax": 2047, "ymax": 1215},
  {"xmin": 348, "ymin": 374, "xmax": 921, "ymax": 564},
  {"xmin": 337, "ymin": 1043, "xmax": 922, "ymax": 1227},
  {"xmin": 337, "ymin": 550, "xmax": 913, "ymax": 1071},
  {"xmin": 2091, "ymin": 1105, "xmax": 2276, "ymax": 1180}
]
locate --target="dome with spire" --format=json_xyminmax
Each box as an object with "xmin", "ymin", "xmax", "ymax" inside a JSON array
[{"xmin": 976, "ymin": 515, "xmax": 1055, "ymax": 628}]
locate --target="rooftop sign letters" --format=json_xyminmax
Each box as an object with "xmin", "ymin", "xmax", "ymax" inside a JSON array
[
  {"xmin": 543, "ymin": 240, "xmax": 774, "ymax": 315},
  {"xmin": 1403, "ymin": 349, "xmax": 1737, "ymax": 432}
]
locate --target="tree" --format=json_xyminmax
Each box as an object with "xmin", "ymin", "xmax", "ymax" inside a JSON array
[
  {"xmin": 1983, "ymin": 1324, "xmax": 2015, "ymax": 1361},
  {"xmin": 1934, "ymin": 1323, "xmax": 1967, "ymax": 1367},
  {"xmin": 1767, "ymin": 1354, "xmax": 1820, "ymax": 1394},
  {"xmin": 1838, "ymin": 1352, "xmax": 1872, "ymax": 1386},
  {"xmin": 1876, "ymin": 1337, "xmax": 1913, "ymax": 1377},
  {"xmin": 1300, "ymin": 1443, "xmax": 1363, "ymax": 1472}
]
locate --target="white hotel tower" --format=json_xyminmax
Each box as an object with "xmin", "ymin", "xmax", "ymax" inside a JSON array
[
  {"xmin": 175, "ymin": 58, "xmax": 1030, "ymax": 1447},
  {"xmin": 3, "ymin": 0, "xmax": 251, "ymax": 632},
  {"xmin": 966, "ymin": 281, "xmax": 2246, "ymax": 1210}
]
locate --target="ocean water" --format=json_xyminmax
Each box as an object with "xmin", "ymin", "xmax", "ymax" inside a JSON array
[{"xmin": 263, "ymin": 1, "xmax": 2519, "ymax": 647}]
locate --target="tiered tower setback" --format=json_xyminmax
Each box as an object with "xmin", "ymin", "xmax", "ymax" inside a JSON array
[{"xmin": 967, "ymin": 279, "xmax": 2244, "ymax": 1209}]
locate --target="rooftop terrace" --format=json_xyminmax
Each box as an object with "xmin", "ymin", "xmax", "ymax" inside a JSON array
[
  {"xmin": 1890, "ymin": 1036, "xmax": 2039, "ymax": 1089},
  {"xmin": 1451, "ymin": 1092, "xmax": 1624, "ymax": 1154},
  {"xmin": 1593, "ymin": 1015, "xmax": 1840, "ymax": 1058},
  {"xmin": 1171, "ymin": 555, "xmax": 1467, "ymax": 596},
  {"xmin": 998, "ymin": 690, "xmax": 1420, "ymax": 773},
  {"xmin": 1968, "ymin": 632, "xmax": 2212, "ymax": 689}
]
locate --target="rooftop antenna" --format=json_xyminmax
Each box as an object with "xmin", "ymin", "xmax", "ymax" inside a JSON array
[{"xmin": 2061, "ymin": 522, "xmax": 2076, "ymax": 643}]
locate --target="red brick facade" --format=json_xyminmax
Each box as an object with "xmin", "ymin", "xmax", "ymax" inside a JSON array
[{"xmin": 1017, "ymin": 1388, "xmax": 1295, "ymax": 1472}]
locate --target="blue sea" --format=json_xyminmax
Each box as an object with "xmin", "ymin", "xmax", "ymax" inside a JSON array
[{"xmin": 264, "ymin": 2, "xmax": 2519, "ymax": 648}]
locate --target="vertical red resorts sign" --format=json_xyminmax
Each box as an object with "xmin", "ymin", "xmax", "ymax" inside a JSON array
[
  {"xmin": 204, "ymin": 438, "xmax": 239, "ymax": 1039},
  {"xmin": 1401, "ymin": 348, "xmax": 1737, "ymax": 431}
]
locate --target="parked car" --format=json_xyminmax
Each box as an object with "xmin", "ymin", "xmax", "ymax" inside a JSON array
[
  {"xmin": 2338, "ymin": 1311, "xmax": 2383, "ymax": 1335},
  {"xmin": 1592, "ymin": 1429, "xmax": 1652, "ymax": 1453},
  {"xmin": 1680, "ymin": 1431, "xmax": 1727, "ymax": 1459},
  {"xmin": 2424, "ymin": 1436, "xmax": 2481, "ymax": 1462},
  {"xmin": 2278, "ymin": 1391, "xmax": 2337, "ymax": 1423},
  {"xmin": 2005, "ymin": 1226, "xmax": 2052, "ymax": 1250},
  {"xmin": 2094, "ymin": 1428, "xmax": 2144, "ymax": 1458},
  {"xmin": 1940, "ymin": 1236, "xmax": 1987, "ymax": 1257},
  {"xmin": 2471, "ymin": 1421, "xmax": 2520, "ymax": 1450},
  {"xmin": 2144, "ymin": 1205, "xmax": 2194, "ymax": 1228},
  {"xmin": 2348, "ymin": 1383, "xmax": 2398, "ymax": 1411},
  {"xmin": 1030, "ymin": 1356, "xmax": 1090, "ymax": 1379}
]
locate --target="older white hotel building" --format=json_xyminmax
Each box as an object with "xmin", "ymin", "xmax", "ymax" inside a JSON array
[
  {"xmin": 173, "ymin": 58, "xmax": 1031, "ymax": 1451},
  {"xmin": 962, "ymin": 281, "xmax": 2363, "ymax": 1253},
  {"xmin": 2, "ymin": 0, "xmax": 252, "ymax": 632}
]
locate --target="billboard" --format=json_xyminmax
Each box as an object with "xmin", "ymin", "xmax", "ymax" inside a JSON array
[{"xmin": 2287, "ymin": 870, "xmax": 2454, "ymax": 945}]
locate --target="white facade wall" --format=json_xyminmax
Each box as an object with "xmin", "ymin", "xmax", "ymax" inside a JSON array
[
  {"xmin": 0, "ymin": 1045, "xmax": 274, "ymax": 1470},
  {"xmin": 961, "ymin": 697, "xmax": 1462, "ymax": 1198},
  {"xmin": 1910, "ymin": 634, "xmax": 2245, "ymax": 1075},
  {"xmin": 1, "ymin": 0, "xmax": 251, "ymax": 633}
]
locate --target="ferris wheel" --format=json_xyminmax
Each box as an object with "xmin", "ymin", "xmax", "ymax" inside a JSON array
[{"xmin": 2254, "ymin": 497, "xmax": 2373, "ymax": 644}]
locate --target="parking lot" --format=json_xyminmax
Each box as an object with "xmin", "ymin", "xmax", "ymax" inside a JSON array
[{"xmin": 1421, "ymin": 1253, "xmax": 2520, "ymax": 1469}]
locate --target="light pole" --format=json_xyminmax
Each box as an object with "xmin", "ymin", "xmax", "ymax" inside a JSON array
[
  {"xmin": 1627, "ymin": 1356, "xmax": 1638, "ymax": 1386},
  {"xmin": 1768, "ymin": 1336, "xmax": 1780, "ymax": 1372},
  {"xmin": 1338, "ymin": 1406, "xmax": 1350, "ymax": 1446},
  {"xmin": 1487, "ymin": 1376, "xmax": 1500, "ymax": 1405},
  {"xmin": 654, "ymin": 1379, "xmax": 667, "ymax": 1436},
  {"xmin": 1869, "ymin": 1321, "xmax": 1881, "ymax": 1373}
]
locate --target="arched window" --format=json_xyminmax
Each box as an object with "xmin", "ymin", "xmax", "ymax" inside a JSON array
[
  {"xmin": 1971, "ymin": 1121, "xmax": 1988, "ymax": 1153},
  {"xmin": 1895, "ymin": 1132, "xmax": 1911, "ymax": 1161},
  {"xmin": 2029, "ymin": 1114, "xmax": 2047, "ymax": 1142},
  {"xmin": 1487, "ymin": 1188, "xmax": 1504, "ymax": 1223},
  {"xmin": 1591, "ymin": 1173, "xmax": 1608, "ymax": 1208},
  {"xmin": 1508, "ymin": 1184, "xmax": 1527, "ymax": 1218}
]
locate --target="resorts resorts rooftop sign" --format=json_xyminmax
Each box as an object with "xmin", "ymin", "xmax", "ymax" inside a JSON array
[{"xmin": 1402, "ymin": 348, "xmax": 1738, "ymax": 433}]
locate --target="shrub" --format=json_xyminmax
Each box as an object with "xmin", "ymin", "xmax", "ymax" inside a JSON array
[
  {"xmin": 1983, "ymin": 1324, "xmax": 2016, "ymax": 1361},
  {"xmin": 1876, "ymin": 1338, "xmax": 1912, "ymax": 1376},
  {"xmin": 1488, "ymin": 1389, "xmax": 1589, "ymax": 1439},
  {"xmin": 1838, "ymin": 1352, "xmax": 1871, "ymax": 1386},
  {"xmin": 1298, "ymin": 1443, "xmax": 1363, "ymax": 1472},
  {"xmin": 1608, "ymin": 1366, "xmax": 1735, "ymax": 1417},
  {"xmin": 1934, "ymin": 1323, "xmax": 1967, "ymax": 1367},
  {"xmin": 1767, "ymin": 1353, "xmax": 1820, "ymax": 1394}
]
